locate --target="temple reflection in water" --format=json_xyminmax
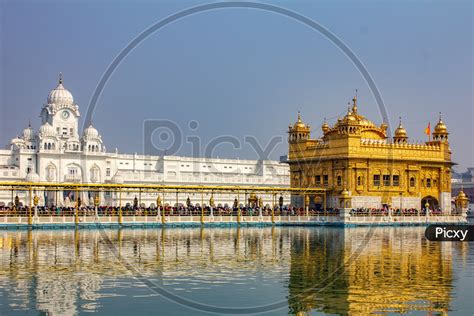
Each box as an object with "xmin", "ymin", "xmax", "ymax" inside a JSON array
[{"xmin": 0, "ymin": 227, "xmax": 461, "ymax": 315}]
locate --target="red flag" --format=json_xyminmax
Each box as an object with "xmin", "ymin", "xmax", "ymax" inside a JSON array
[{"xmin": 425, "ymin": 122, "xmax": 431, "ymax": 140}]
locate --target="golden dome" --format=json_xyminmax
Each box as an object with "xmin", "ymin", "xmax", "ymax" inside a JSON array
[
  {"xmin": 345, "ymin": 113, "xmax": 356, "ymax": 122},
  {"xmin": 293, "ymin": 111, "xmax": 307, "ymax": 129},
  {"xmin": 457, "ymin": 190, "xmax": 467, "ymax": 199},
  {"xmin": 359, "ymin": 117, "xmax": 375, "ymax": 127},
  {"xmin": 340, "ymin": 188, "xmax": 350, "ymax": 198},
  {"xmin": 343, "ymin": 105, "xmax": 357, "ymax": 123},
  {"xmin": 394, "ymin": 117, "xmax": 407, "ymax": 138},
  {"xmin": 322, "ymin": 118, "xmax": 330, "ymax": 133},
  {"xmin": 435, "ymin": 122, "xmax": 447, "ymax": 133},
  {"xmin": 433, "ymin": 112, "xmax": 448, "ymax": 134}
]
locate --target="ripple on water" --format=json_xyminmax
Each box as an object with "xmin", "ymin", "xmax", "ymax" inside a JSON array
[{"xmin": 0, "ymin": 227, "xmax": 472, "ymax": 315}]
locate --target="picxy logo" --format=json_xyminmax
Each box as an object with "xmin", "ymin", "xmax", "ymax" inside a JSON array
[{"xmin": 425, "ymin": 225, "xmax": 473, "ymax": 242}]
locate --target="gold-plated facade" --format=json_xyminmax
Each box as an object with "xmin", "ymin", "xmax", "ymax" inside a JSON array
[{"xmin": 288, "ymin": 96, "xmax": 453, "ymax": 211}]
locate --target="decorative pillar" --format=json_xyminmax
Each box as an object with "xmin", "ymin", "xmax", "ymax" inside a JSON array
[
  {"xmin": 28, "ymin": 187, "xmax": 33, "ymax": 226},
  {"xmin": 236, "ymin": 193, "xmax": 241, "ymax": 224},
  {"xmin": 455, "ymin": 189, "xmax": 469, "ymax": 218},
  {"xmin": 161, "ymin": 192, "xmax": 166, "ymax": 225},
  {"xmin": 271, "ymin": 193, "xmax": 276, "ymax": 224},
  {"xmin": 33, "ymin": 194, "xmax": 39, "ymax": 224},
  {"xmin": 201, "ymin": 190, "xmax": 204, "ymax": 225},
  {"xmin": 339, "ymin": 188, "xmax": 352, "ymax": 222},
  {"xmin": 156, "ymin": 194, "xmax": 162, "ymax": 221},
  {"xmin": 94, "ymin": 194, "xmax": 100, "ymax": 220},
  {"xmin": 209, "ymin": 194, "xmax": 215, "ymax": 220},
  {"xmin": 118, "ymin": 188, "xmax": 123, "ymax": 225},
  {"xmin": 304, "ymin": 194, "xmax": 310, "ymax": 217},
  {"xmin": 75, "ymin": 188, "xmax": 79, "ymax": 226}
]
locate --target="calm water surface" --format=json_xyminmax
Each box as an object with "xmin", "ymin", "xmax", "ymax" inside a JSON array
[{"xmin": 0, "ymin": 226, "xmax": 472, "ymax": 315}]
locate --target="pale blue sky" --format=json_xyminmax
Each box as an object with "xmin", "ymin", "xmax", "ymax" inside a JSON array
[{"xmin": 0, "ymin": 0, "xmax": 472, "ymax": 169}]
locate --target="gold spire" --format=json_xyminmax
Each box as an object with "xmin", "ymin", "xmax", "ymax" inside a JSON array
[
  {"xmin": 434, "ymin": 112, "xmax": 447, "ymax": 134},
  {"xmin": 394, "ymin": 116, "xmax": 407, "ymax": 139},
  {"xmin": 322, "ymin": 117, "xmax": 329, "ymax": 133},
  {"xmin": 58, "ymin": 72, "xmax": 63, "ymax": 85},
  {"xmin": 293, "ymin": 111, "xmax": 307, "ymax": 129},
  {"xmin": 352, "ymin": 89, "xmax": 358, "ymax": 113}
]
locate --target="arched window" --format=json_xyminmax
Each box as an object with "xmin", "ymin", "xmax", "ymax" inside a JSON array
[
  {"xmin": 357, "ymin": 176, "xmax": 362, "ymax": 186},
  {"xmin": 337, "ymin": 175, "xmax": 342, "ymax": 186},
  {"xmin": 409, "ymin": 177, "xmax": 415, "ymax": 187}
]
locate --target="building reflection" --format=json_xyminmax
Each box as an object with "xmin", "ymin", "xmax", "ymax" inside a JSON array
[
  {"xmin": 288, "ymin": 227, "xmax": 454, "ymax": 315},
  {"xmin": 0, "ymin": 227, "xmax": 460, "ymax": 315}
]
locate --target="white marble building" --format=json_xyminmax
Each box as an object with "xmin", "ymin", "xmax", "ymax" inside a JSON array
[{"xmin": 0, "ymin": 75, "xmax": 290, "ymax": 207}]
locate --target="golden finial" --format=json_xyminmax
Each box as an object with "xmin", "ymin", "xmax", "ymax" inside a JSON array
[
  {"xmin": 438, "ymin": 112, "xmax": 442, "ymax": 122},
  {"xmin": 398, "ymin": 116, "xmax": 402, "ymax": 127},
  {"xmin": 352, "ymin": 89, "xmax": 358, "ymax": 113},
  {"xmin": 58, "ymin": 72, "xmax": 63, "ymax": 84},
  {"xmin": 297, "ymin": 111, "xmax": 301, "ymax": 122}
]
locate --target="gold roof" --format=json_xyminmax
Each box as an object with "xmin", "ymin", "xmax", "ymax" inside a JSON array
[
  {"xmin": 457, "ymin": 189, "xmax": 467, "ymax": 199},
  {"xmin": 293, "ymin": 111, "xmax": 306, "ymax": 129},
  {"xmin": 322, "ymin": 118, "xmax": 330, "ymax": 133},
  {"xmin": 340, "ymin": 188, "xmax": 350, "ymax": 198},
  {"xmin": 434, "ymin": 113, "xmax": 448, "ymax": 134},
  {"xmin": 394, "ymin": 117, "xmax": 407, "ymax": 138},
  {"xmin": 322, "ymin": 95, "xmax": 386, "ymax": 139}
]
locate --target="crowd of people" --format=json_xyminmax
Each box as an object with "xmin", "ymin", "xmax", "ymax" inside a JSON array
[
  {"xmin": 0, "ymin": 204, "xmax": 344, "ymax": 217},
  {"xmin": 349, "ymin": 207, "xmax": 445, "ymax": 216},
  {"xmin": 0, "ymin": 203, "xmax": 448, "ymax": 217}
]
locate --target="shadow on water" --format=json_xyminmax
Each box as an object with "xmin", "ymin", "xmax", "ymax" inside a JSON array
[{"xmin": 0, "ymin": 226, "xmax": 467, "ymax": 315}]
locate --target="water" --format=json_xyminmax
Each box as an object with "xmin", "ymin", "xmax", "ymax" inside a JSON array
[{"xmin": 0, "ymin": 226, "xmax": 472, "ymax": 315}]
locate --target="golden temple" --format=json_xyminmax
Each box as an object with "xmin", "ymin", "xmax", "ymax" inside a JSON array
[{"xmin": 288, "ymin": 95, "xmax": 453, "ymax": 212}]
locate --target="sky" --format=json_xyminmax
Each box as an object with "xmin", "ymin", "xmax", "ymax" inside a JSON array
[{"xmin": 0, "ymin": 0, "xmax": 472, "ymax": 170}]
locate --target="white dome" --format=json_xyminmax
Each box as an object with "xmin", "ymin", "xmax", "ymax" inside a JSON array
[
  {"xmin": 25, "ymin": 171, "xmax": 40, "ymax": 182},
  {"xmin": 39, "ymin": 122, "xmax": 56, "ymax": 137},
  {"xmin": 83, "ymin": 124, "xmax": 99, "ymax": 138},
  {"xmin": 111, "ymin": 172, "xmax": 124, "ymax": 184},
  {"xmin": 11, "ymin": 136, "xmax": 25, "ymax": 144},
  {"xmin": 47, "ymin": 74, "xmax": 74, "ymax": 105},
  {"xmin": 22, "ymin": 125, "xmax": 34, "ymax": 140}
]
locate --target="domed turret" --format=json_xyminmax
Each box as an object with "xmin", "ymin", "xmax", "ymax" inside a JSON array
[
  {"xmin": 111, "ymin": 172, "xmax": 124, "ymax": 184},
  {"xmin": 10, "ymin": 136, "xmax": 25, "ymax": 149},
  {"xmin": 83, "ymin": 124, "xmax": 99, "ymax": 139},
  {"xmin": 288, "ymin": 111, "xmax": 311, "ymax": 143},
  {"xmin": 25, "ymin": 171, "xmax": 40, "ymax": 183},
  {"xmin": 39, "ymin": 122, "xmax": 56, "ymax": 137},
  {"xmin": 343, "ymin": 104, "xmax": 357, "ymax": 122},
  {"xmin": 22, "ymin": 123, "xmax": 34, "ymax": 140},
  {"xmin": 322, "ymin": 118, "xmax": 330, "ymax": 134},
  {"xmin": 47, "ymin": 73, "xmax": 74, "ymax": 105},
  {"xmin": 433, "ymin": 112, "xmax": 448, "ymax": 142},
  {"xmin": 293, "ymin": 111, "xmax": 306, "ymax": 129},
  {"xmin": 455, "ymin": 187, "xmax": 469, "ymax": 211},
  {"xmin": 393, "ymin": 117, "xmax": 408, "ymax": 144}
]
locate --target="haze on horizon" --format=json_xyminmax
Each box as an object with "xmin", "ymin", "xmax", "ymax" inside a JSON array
[{"xmin": 0, "ymin": 0, "xmax": 472, "ymax": 170}]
